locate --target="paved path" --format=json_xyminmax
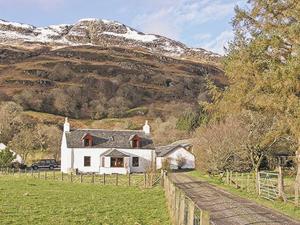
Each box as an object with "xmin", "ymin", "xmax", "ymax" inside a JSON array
[{"xmin": 169, "ymin": 173, "xmax": 300, "ymax": 225}]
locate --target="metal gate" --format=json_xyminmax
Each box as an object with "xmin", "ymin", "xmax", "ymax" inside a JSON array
[{"xmin": 259, "ymin": 171, "xmax": 279, "ymax": 201}]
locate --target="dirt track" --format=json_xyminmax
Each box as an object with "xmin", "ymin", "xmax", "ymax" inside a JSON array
[{"xmin": 170, "ymin": 173, "xmax": 300, "ymax": 225}]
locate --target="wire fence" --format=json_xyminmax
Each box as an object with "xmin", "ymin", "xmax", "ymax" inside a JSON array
[{"xmin": 0, "ymin": 167, "xmax": 161, "ymax": 188}]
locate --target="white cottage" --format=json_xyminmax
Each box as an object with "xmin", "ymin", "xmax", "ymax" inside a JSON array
[
  {"xmin": 155, "ymin": 143, "xmax": 195, "ymax": 170},
  {"xmin": 61, "ymin": 118, "xmax": 155, "ymax": 174}
]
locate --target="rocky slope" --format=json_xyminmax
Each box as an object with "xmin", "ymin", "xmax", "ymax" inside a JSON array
[
  {"xmin": 0, "ymin": 18, "xmax": 225, "ymax": 120},
  {"xmin": 0, "ymin": 18, "xmax": 220, "ymax": 63}
]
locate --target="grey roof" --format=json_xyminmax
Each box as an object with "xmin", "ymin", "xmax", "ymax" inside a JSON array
[
  {"xmin": 155, "ymin": 144, "xmax": 192, "ymax": 157},
  {"xmin": 101, "ymin": 149, "xmax": 130, "ymax": 157},
  {"xmin": 65, "ymin": 129, "xmax": 154, "ymax": 149}
]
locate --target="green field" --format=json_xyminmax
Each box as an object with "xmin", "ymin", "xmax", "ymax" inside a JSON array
[{"xmin": 0, "ymin": 176, "xmax": 171, "ymax": 225}]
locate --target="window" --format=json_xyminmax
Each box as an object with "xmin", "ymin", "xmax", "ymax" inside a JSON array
[
  {"xmin": 132, "ymin": 157, "xmax": 139, "ymax": 167},
  {"xmin": 130, "ymin": 135, "xmax": 141, "ymax": 148},
  {"xmin": 110, "ymin": 157, "xmax": 124, "ymax": 167},
  {"xmin": 82, "ymin": 133, "xmax": 93, "ymax": 147},
  {"xmin": 84, "ymin": 156, "xmax": 91, "ymax": 167},
  {"xmin": 132, "ymin": 139, "xmax": 140, "ymax": 148}
]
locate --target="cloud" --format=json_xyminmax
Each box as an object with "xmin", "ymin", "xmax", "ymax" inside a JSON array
[
  {"xmin": 201, "ymin": 30, "xmax": 234, "ymax": 55},
  {"xmin": 133, "ymin": 0, "xmax": 237, "ymax": 39}
]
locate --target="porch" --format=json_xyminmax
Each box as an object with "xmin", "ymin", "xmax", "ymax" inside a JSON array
[{"xmin": 99, "ymin": 149, "xmax": 130, "ymax": 175}]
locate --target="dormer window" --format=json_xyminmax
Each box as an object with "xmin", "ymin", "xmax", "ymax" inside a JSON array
[
  {"xmin": 82, "ymin": 133, "xmax": 93, "ymax": 147},
  {"xmin": 129, "ymin": 134, "xmax": 141, "ymax": 148}
]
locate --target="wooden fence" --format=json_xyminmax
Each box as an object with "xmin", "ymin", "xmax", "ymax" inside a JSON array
[
  {"xmin": 0, "ymin": 167, "xmax": 161, "ymax": 188},
  {"xmin": 162, "ymin": 172, "xmax": 210, "ymax": 225},
  {"xmin": 220, "ymin": 169, "xmax": 299, "ymax": 206}
]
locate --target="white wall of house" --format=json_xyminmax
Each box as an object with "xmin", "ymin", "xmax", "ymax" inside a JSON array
[
  {"xmin": 61, "ymin": 132, "xmax": 72, "ymax": 173},
  {"xmin": 156, "ymin": 147, "xmax": 195, "ymax": 170},
  {"xmin": 61, "ymin": 145, "xmax": 155, "ymax": 173},
  {"xmin": 156, "ymin": 157, "xmax": 163, "ymax": 169}
]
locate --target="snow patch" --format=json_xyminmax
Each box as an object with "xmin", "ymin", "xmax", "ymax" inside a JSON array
[
  {"xmin": 103, "ymin": 27, "xmax": 157, "ymax": 43},
  {"xmin": 0, "ymin": 19, "xmax": 34, "ymax": 30}
]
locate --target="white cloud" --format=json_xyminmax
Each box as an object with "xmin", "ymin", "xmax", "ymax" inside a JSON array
[
  {"xmin": 133, "ymin": 0, "xmax": 237, "ymax": 39},
  {"xmin": 201, "ymin": 30, "xmax": 234, "ymax": 55}
]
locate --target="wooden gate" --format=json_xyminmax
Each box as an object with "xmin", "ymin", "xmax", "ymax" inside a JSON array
[{"xmin": 259, "ymin": 171, "xmax": 279, "ymax": 201}]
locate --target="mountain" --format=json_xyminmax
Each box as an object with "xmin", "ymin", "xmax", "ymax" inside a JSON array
[
  {"xmin": 0, "ymin": 18, "xmax": 220, "ymax": 63},
  {"xmin": 0, "ymin": 18, "xmax": 225, "ymax": 120}
]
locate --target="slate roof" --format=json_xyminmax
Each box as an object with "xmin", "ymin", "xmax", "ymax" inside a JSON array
[
  {"xmin": 101, "ymin": 149, "xmax": 130, "ymax": 157},
  {"xmin": 65, "ymin": 129, "xmax": 154, "ymax": 149},
  {"xmin": 155, "ymin": 143, "xmax": 192, "ymax": 157}
]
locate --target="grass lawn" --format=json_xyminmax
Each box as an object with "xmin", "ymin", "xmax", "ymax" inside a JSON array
[
  {"xmin": 0, "ymin": 176, "xmax": 171, "ymax": 225},
  {"xmin": 188, "ymin": 170, "xmax": 300, "ymax": 221}
]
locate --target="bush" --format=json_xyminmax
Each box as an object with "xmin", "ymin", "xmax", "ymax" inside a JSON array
[{"xmin": 0, "ymin": 149, "xmax": 15, "ymax": 167}]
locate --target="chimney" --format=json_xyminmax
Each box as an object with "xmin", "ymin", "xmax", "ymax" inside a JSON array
[
  {"xmin": 64, "ymin": 117, "xmax": 70, "ymax": 132},
  {"xmin": 143, "ymin": 120, "xmax": 150, "ymax": 134}
]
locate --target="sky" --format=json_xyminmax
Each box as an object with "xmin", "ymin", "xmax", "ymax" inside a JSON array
[{"xmin": 0, "ymin": 0, "xmax": 246, "ymax": 55}]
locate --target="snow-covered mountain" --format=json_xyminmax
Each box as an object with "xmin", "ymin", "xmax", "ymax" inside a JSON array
[{"xmin": 0, "ymin": 18, "xmax": 220, "ymax": 62}]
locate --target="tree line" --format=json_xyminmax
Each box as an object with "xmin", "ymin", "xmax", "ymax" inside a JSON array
[
  {"xmin": 192, "ymin": 0, "xmax": 299, "ymax": 183},
  {"xmin": 0, "ymin": 102, "xmax": 61, "ymax": 165}
]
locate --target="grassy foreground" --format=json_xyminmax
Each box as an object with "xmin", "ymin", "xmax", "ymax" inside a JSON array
[
  {"xmin": 0, "ymin": 176, "xmax": 171, "ymax": 225},
  {"xmin": 188, "ymin": 171, "xmax": 300, "ymax": 221}
]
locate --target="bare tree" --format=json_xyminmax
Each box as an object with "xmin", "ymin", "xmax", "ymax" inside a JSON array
[{"xmin": 0, "ymin": 102, "xmax": 23, "ymax": 144}]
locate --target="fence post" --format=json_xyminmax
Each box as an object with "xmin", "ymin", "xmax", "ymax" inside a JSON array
[
  {"xmin": 187, "ymin": 200, "xmax": 195, "ymax": 225},
  {"xmin": 53, "ymin": 171, "xmax": 55, "ymax": 180},
  {"xmin": 31, "ymin": 168, "xmax": 33, "ymax": 177},
  {"xmin": 103, "ymin": 173, "xmax": 106, "ymax": 185},
  {"xmin": 61, "ymin": 172, "xmax": 64, "ymax": 181},
  {"xmin": 128, "ymin": 173, "xmax": 131, "ymax": 186},
  {"xmin": 246, "ymin": 174, "xmax": 250, "ymax": 192},
  {"xmin": 235, "ymin": 172, "xmax": 238, "ymax": 188},
  {"xmin": 226, "ymin": 170, "xmax": 229, "ymax": 185},
  {"xmin": 115, "ymin": 173, "xmax": 118, "ymax": 186},
  {"xmin": 70, "ymin": 172, "xmax": 73, "ymax": 183},
  {"xmin": 257, "ymin": 171, "xmax": 261, "ymax": 195},
  {"xmin": 178, "ymin": 191, "xmax": 185, "ymax": 225},
  {"xmin": 277, "ymin": 166, "xmax": 286, "ymax": 202},
  {"xmin": 144, "ymin": 173, "xmax": 147, "ymax": 188},
  {"xmin": 80, "ymin": 174, "xmax": 83, "ymax": 183},
  {"xmin": 241, "ymin": 173, "xmax": 244, "ymax": 190},
  {"xmin": 200, "ymin": 210, "xmax": 210, "ymax": 225},
  {"xmin": 229, "ymin": 171, "xmax": 233, "ymax": 186},
  {"xmin": 92, "ymin": 173, "xmax": 95, "ymax": 184},
  {"xmin": 44, "ymin": 171, "xmax": 47, "ymax": 180},
  {"xmin": 38, "ymin": 170, "xmax": 40, "ymax": 179},
  {"xmin": 160, "ymin": 170, "xmax": 164, "ymax": 187}
]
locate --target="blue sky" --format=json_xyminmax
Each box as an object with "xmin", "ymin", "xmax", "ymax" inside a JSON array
[{"xmin": 0, "ymin": 0, "xmax": 245, "ymax": 54}]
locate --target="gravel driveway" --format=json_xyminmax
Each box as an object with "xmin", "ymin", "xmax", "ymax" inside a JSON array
[{"xmin": 169, "ymin": 173, "xmax": 300, "ymax": 225}]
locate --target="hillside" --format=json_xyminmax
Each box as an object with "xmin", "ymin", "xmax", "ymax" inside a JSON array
[{"xmin": 0, "ymin": 18, "xmax": 225, "ymax": 120}]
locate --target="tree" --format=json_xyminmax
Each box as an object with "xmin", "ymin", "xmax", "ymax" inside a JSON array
[
  {"xmin": 194, "ymin": 116, "xmax": 251, "ymax": 173},
  {"xmin": 0, "ymin": 101, "xmax": 23, "ymax": 144},
  {"xmin": 8, "ymin": 127, "xmax": 40, "ymax": 162},
  {"xmin": 36, "ymin": 125, "xmax": 62, "ymax": 160},
  {"xmin": 204, "ymin": 0, "xmax": 300, "ymax": 187},
  {"xmin": 0, "ymin": 149, "xmax": 15, "ymax": 167}
]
